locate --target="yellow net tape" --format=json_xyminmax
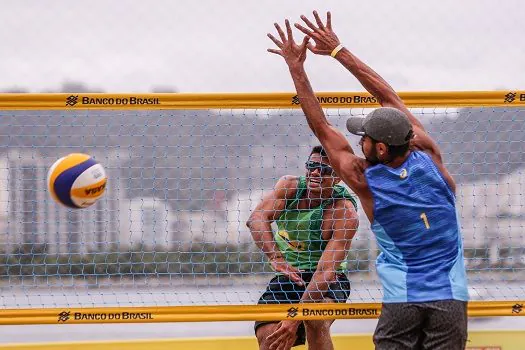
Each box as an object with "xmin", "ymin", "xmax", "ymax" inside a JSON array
[
  {"xmin": 0, "ymin": 90, "xmax": 524, "ymax": 109},
  {"xmin": 0, "ymin": 301, "xmax": 523, "ymax": 325}
]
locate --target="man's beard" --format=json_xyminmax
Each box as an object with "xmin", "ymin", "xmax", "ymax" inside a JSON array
[{"xmin": 363, "ymin": 145, "xmax": 380, "ymax": 165}]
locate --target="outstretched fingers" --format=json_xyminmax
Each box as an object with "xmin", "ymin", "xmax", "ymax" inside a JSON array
[
  {"xmin": 267, "ymin": 19, "xmax": 310, "ymax": 63},
  {"xmin": 312, "ymin": 10, "xmax": 325, "ymax": 30},
  {"xmin": 274, "ymin": 22, "xmax": 287, "ymax": 43},
  {"xmin": 326, "ymin": 11, "xmax": 332, "ymax": 30},
  {"xmin": 285, "ymin": 19, "xmax": 293, "ymax": 41},
  {"xmin": 294, "ymin": 22, "xmax": 313, "ymax": 36},
  {"xmin": 267, "ymin": 32, "xmax": 283, "ymax": 56},
  {"xmin": 267, "ymin": 48, "xmax": 282, "ymax": 56},
  {"xmin": 267, "ymin": 33, "xmax": 283, "ymax": 48},
  {"xmin": 300, "ymin": 14, "xmax": 320, "ymax": 33}
]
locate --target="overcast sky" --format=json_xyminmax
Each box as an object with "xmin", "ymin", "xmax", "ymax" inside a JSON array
[{"xmin": 1, "ymin": 0, "xmax": 524, "ymax": 93}]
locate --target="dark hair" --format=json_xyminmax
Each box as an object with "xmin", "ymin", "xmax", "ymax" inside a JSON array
[
  {"xmin": 310, "ymin": 145, "xmax": 328, "ymax": 158},
  {"xmin": 368, "ymin": 136, "xmax": 410, "ymax": 161}
]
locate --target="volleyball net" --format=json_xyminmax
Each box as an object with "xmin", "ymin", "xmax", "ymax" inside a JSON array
[{"xmin": 0, "ymin": 91, "xmax": 524, "ymax": 325}]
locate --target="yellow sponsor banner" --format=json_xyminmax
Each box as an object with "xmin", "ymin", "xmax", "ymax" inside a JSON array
[
  {"xmin": 0, "ymin": 91, "xmax": 524, "ymax": 110},
  {"xmin": 0, "ymin": 301, "xmax": 523, "ymax": 325}
]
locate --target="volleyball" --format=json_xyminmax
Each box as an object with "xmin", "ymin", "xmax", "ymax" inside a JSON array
[{"xmin": 47, "ymin": 153, "xmax": 107, "ymax": 209}]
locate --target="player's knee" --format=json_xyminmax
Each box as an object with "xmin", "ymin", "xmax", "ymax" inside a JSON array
[
  {"xmin": 304, "ymin": 319, "xmax": 332, "ymax": 335},
  {"xmin": 255, "ymin": 323, "xmax": 278, "ymax": 350},
  {"xmin": 256, "ymin": 333, "xmax": 272, "ymax": 350}
]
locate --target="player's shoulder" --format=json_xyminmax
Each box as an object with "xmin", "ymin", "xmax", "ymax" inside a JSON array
[
  {"xmin": 409, "ymin": 126, "xmax": 444, "ymax": 164},
  {"xmin": 273, "ymin": 175, "xmax": 301, "ymax": 199},
  {"xmin": 275, "ymin": 175, "xmax": 300, "ymax": 188}
]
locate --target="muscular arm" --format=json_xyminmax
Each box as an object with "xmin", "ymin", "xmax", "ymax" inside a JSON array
[
  {"xmin": 334, "ymin": 50, "xmax": 444, "ymax": 157},
  {"xmin": 295, "ymin": 11, "xmax": 448, "ymax": 175},
  {"xmin": 294, "ymin": 11, "xmax": 446, "ymax": 171},
  {"xmin": 267, "ymin": 18, "xmax": 368, "ymax": 194},
  {"xmin": 246, "ymin": 175, "xmax": 307, "ymax": 285},
  {"xmin": 288, "ymin": 64, "xmax": 368, "ymax": 193},
  {"xmin": 335, "ymin": 49, "xmax": 425, "ymax": 129},
  {"xmin": 334, "ymin": 49, "xmax": 455, "ymax": 191},
  {"xmin": 300, "ymin": 200, "xmax": 359, "ymax": 303},
  {"xmin": 246, "ymin": 175, "xmax": 296, "ymax": 261}
]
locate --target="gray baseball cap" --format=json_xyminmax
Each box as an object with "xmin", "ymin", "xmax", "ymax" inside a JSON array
[{"xmin": 346, "ymin": 107, "xmax": 413, "ymax": 146}]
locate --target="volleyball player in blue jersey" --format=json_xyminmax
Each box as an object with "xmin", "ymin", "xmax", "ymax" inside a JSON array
[{"xmin": 266, "ymin": 11, "xmax": 468, "ymax": 350}]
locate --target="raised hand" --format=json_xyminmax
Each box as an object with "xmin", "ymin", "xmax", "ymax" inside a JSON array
[
  {"xmin": 295, "ymin": 10, "xmax": 342, "ymax": 56},
  {"xmin": 267, "ymin": 19, "xmax": 310, "ymax": 67}
]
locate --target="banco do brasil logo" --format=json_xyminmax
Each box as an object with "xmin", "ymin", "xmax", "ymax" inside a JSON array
[
  {"xmin": 65, "ymin": 95, "xmax": 79, "ymax": 107},
  {"xmin": 504, "ymin": 92, "xmax": 516, "ymax": 103},
  {"xmin": 57, "ymin": 310, "xmax": 71, "ymax": 322},
  {"xmin": 503, "ymin": 91, "xmax": 525, "ymax": 103},
  {"xmin": 287, "ymin": 307, "xmax": 299, "ymax": 318},
  {"xmin": 512, "ymin": 303, "xmax": 523, "ymax": 314}
]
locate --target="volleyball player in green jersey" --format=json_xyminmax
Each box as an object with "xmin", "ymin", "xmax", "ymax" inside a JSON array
[{"xmin": 247, "ymin": 146, "xmax": 359, "ymax": 350}]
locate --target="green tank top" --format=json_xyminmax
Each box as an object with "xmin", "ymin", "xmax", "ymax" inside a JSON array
[{"xmin": 274, "ymin": 176, "xmax": 358, "ymax": 271}]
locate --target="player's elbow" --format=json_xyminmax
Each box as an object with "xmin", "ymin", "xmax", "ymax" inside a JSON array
[
  {"xmin": 246, "ymin": 211, "xmax": 263, "ymax": 230},
  {"xmin": 246, "ymin": 214, "xmax": 256, "ymax": 229},
  {"xmin": 246, "ymin": 215, "xmax": 260, "ymax": 242}
]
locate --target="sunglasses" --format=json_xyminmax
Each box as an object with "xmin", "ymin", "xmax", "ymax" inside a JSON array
[{"xmin": 305, "ymin": 161, "xmax": 334, "ymax": 176}]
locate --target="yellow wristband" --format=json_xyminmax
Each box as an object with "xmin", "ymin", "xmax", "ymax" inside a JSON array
[{"xmin": 330, "ymin": 44, "xmax": 344, "ymax": 58}]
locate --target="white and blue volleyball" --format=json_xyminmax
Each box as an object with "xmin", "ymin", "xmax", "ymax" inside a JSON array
[{"xmin": 47, "ymin": 153, "xmax": 107, "ymax": 209}]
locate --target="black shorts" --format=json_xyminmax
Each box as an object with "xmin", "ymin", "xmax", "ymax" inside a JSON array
[
  {"xmin": 254, "ymin": 271, "xmax": 351, "ymax": 347},
  {"xmin": 374, "ymin": 299, "xmax": 468, "ymax": 350}
]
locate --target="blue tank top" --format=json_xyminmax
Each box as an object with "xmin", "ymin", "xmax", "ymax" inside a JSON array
[{"xmin": 365, "ymin": 151, "xmax": 468, "ymax": 303}]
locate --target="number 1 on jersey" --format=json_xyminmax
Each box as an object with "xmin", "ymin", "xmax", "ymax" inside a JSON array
[{"xmin": 420, "ymin": 212, "xmax": 430, "ymax": 229}]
